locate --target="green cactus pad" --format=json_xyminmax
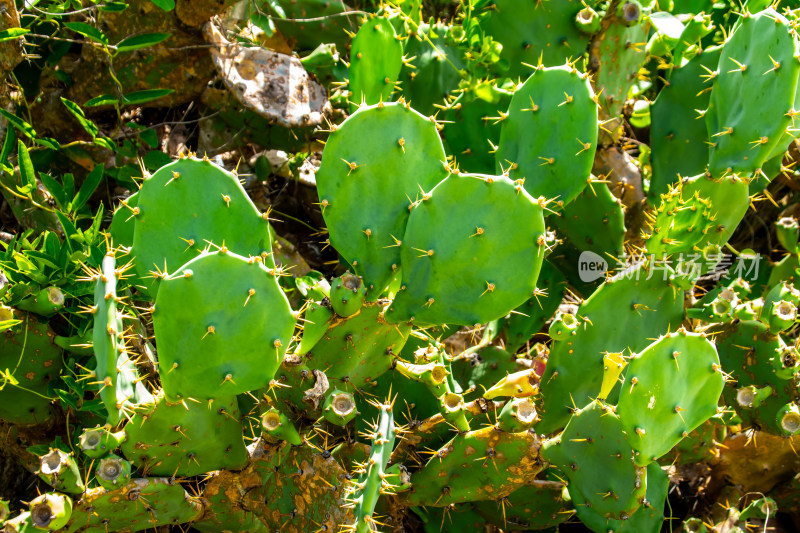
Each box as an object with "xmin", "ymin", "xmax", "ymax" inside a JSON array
[
  {"xmin": 153, "ymin": 250, "xmax": 295, "ymax": 400},
  {"xmin": 120, "ymin": 392, "xmax": 248, "ymax": 477},
  {"xmin": 109, "ymin": 191, "xmax": 137, "ymax": 249},
  {"xmin": 344, "ymin": 402, "xmax": 395, "ymax": 531},
  {"xmin": 441, "ymin": 82, "xmax": 513, "ymax": 174},
  {"xmin": 62, "ymin": 477, "xmax": 203, "ymax": 533},
  {"xmin": 329, "ymin": 272, "xmax": 366, "ymax": 317},
  {"xmin": 386, "ymin": 173, "xmax": 546, "ymax": 326},
  {"xmin": 618, "ymin": 330, "xmax": 725, "ymax": 465},
  {"xmin": 645, "ymin": 179, "xmax": 715, "ymax": 257},
  {"xmin": 349, "ymin": 16, "xmax": 403, "ymax": 111},
  {"xmin": 316, "ymin": 102, "xmax": 448, "ymax": 296},
  {"xmin": 572, "ymin": 460, "xmax": 668, "ymax": 533},
  {"xmin": 501, "ymin": 260, "xmax": 568, "ymax": 353},
  {"xmin": 542, "ymin": 400, "xmax": 647, "ymax": 521},
  {"xmin": 93, "ymin": 253, "xmax": 152, "ymax": 425},
  {"xmin": 594, "ymin": 2, "xmax": 650, "ymax": 124},
  {"xmin": 297, "ymin": 300, "xmax": 334, "ymax": 355},
  {"xmin": 680, "ymin": 173, "xmax": 750, "ymax": 248},
  {"xmin": 407, "ymin": 426, "xmax": 543, "ymax": 506},
  {"xmin": 398, "ymin": 23, "xmax": 463, "ymax": 116},
  {"xmin": 551, "ymin": 182, "xmax": 625, "ymax": 259},
  {"xmin": 650, "ymin": 46, "xmax": 721, "ymax": 200},
  {"xmin": 0, "ymin": 310, "xmax": 63, "ymax": 425},
  {"xmin": 537, "ymin": 263, "xmax": 685, "ymax": 435},
  {"xmin": 705, "ymin": 8, "xmax": 800, "ymax": 178},
  {"xmin": 132, "ymin": 156, "xmax": 273, "ymax": 293},
  {"xmin": 483, "ymin": 0, "xmax": 590, "ymax": 78},
  {"xmin": 496, "ymin": 65, "xmax": 598, "ymax": 207},
  {"xmin": 304, "ymin": 300, "xmax": 410, "ymax": 389},
  {"xmin": 472, "ymin": 478, "xmax": 572, "ymax": 531}
]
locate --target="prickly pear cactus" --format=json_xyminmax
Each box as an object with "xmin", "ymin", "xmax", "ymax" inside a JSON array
[{"xmin": 5, "ymin": 2, "xmax": 800, "ymax": 532}]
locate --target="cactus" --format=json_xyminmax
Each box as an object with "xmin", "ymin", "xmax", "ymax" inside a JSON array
[
  {"xmin": 650, "ymin": 46, "xmax": 721, "ymax": 199},
  {"xmin": 91, "ymin": 252, "xmax": 152, "ymax": 425},
  {"xmin": 617, "ymin": 330, "xmax": 725, "ymax": 464},
  {"xmin": 6, "ymin": 2, "xmax": 800, "ymax": 532},
  {"xmin": 543, "ymin": 399, "xmax": 648, "ymax": 521},
  {"xmin": 153, "ymin": 249, "xmax": 295, "ymax": 400},
  {"xmin": 705, "ymin": 8, "xmax": 800, "ymax": 179},
  {"xmin": 537, "ymin": 263, "xmax": 686, "ymax": 434},
  {"xmin": 349, "ymin": 16, "xmax": 403, "ymax": 111},
  {"xmin": 131, "ymin": 156, "xmax": 275, "ymax": 294},
  {"xmin": 0, "ymin": 309, "xmax": 64, "ymax": 424},
  {"xmin": 482, "ymin": 0, "xmax": 590, "ymax": 78},
  {"xmin": 495, "ymin": 64, "xmax": 599, "ymax": 208},
  {"xmin": 119, "ymin": 392, "xmax": 248, "ymax": 477},
  {"xmin": 342, "ymin": 401, "xmax": 396, "ymax": 532},
  {"xmin": 386, "ymin": 172, "xmax": 547, "ymax": 325},
  {"xmin": 316, "ymin": 102, "xmax": 449, "ymax": 295}
]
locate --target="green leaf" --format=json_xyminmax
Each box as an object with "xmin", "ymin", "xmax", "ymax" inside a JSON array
[
  {"xmin": 63, "ymin": 173, "xmax": 75, "ymax": 199},
  {"xmin": 71, "ymin": 164, "xmax": 104, "ymax": 213},
  {"xmin": 115, "ymin": 32, "xmax": 171, "ymax": 53},
  {"xmin": 86, "ymin": 204, "xmax": 104, "ymax": 244},
  {"xmin": 84, "ymin": 94, "xmax": 118, "ymax": 107},
  {"xmin": 0, "ymin": 109, "xmax": 36, "ymax": 139},
  {"xmin": 39, "ymin": 173, "xmax": 69, "ymax": 210},
  {"xmin": 0, "ymin": 121, "xmax": 16, "ymax": 172},
  {"xmin": 94, "ymin": 137, "xmax": 116, "ymax": 151},
  {"xmin": 26, "ymin": 251, "xmax": 60, "ymax": 270},
  {"xmin": 63, "ymin": 22, "xmax": 108, "ymax": 45},
  {"xmin": 0, "ymin": 320, "xmax": 21, "ymax": 333},
  {"xmin": 54, "ymin": 389, "xmax": 79, "ymax": 410},
  {"xmin": 100, "ymin": 2, "xmax": 129, "ymax": 12},
  {"xmin": 55, "ymin": 211, "xmax": 79, "ymax": 253},
  {"xmin": 35, "ymin": 137, "xmax": 60, "ymax": 150},
  {"xmin": 138, "ymin": 128, "xmax": 159, "ymax": 148},
  {"xmin": 149, "ymin": 0, "xmax": 175, "ymax": 11},
  {"xmin": 60, "ymin": 97, "xmax": 98, "ymax": 137},
  {"xmin": 79, "ymin": 397, "xmax": 106, "ymax": 414},
  {"xmin": 0, "ymin": 28, "xmax": 29, "ymax": 43},
  {"xmin": 17, "ymin": 141, "xmax": 36, "ymax": 191},
  {"xmin": 122, "ymin": 89, "xmax": 174, "ymax": 105}
]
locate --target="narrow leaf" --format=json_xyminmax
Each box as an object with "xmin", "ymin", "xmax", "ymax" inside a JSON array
[
  {"xmin": 94, "ymin": 137, "xmax": 116, "ymax": 151},
  {"xmin": 63, "ymin": 22, "xmax": 108, "ymax": 45},
  {"xmin": 35, "ymin": 137, "xmax": 60, "ymax": 150},
  {"xmin": 55, "ymin": 211, "xmax": 79, "ymax": 253},
  {"xmin": 100, "ymin": 2, "xmax": 129, "ymax": 12},
  {"xmin": 84, "ymin": 94, "xmax": 119, "ymax": 107},
  {"xmin": 121, "ymin": 89, "xmax": 174, "ymax": 105},
  {"xmin": 0, "ymin": 109, "xmax": 36, "ymax": 139},
  {"xmin": 115, "ymin": 32, "xmax": 171, "ymax": 53},
  {"xmin": 149, "ymin": 0, "xmax": 175, "ymax": 11},
  {"xmin": 72, "ymin": 164, "xmax": 104, "ymax": 213},
  {"xmin": 39, "ymin": 173, "xmax": 69, "ymax": 209},
  {"xmin": 16, "ymin": 140, "xmax": 36, "ymax": 190},
  {"xmin": 0, "ymin": 122, "xmax": 16, "ymax": 172},
  {"xmin": 60, "ymin": 97, "xmax": 98, "ymax": 137},
  {"xmin": 0, "ymin": 28, "xmax": 29, "ymax": 43}
]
